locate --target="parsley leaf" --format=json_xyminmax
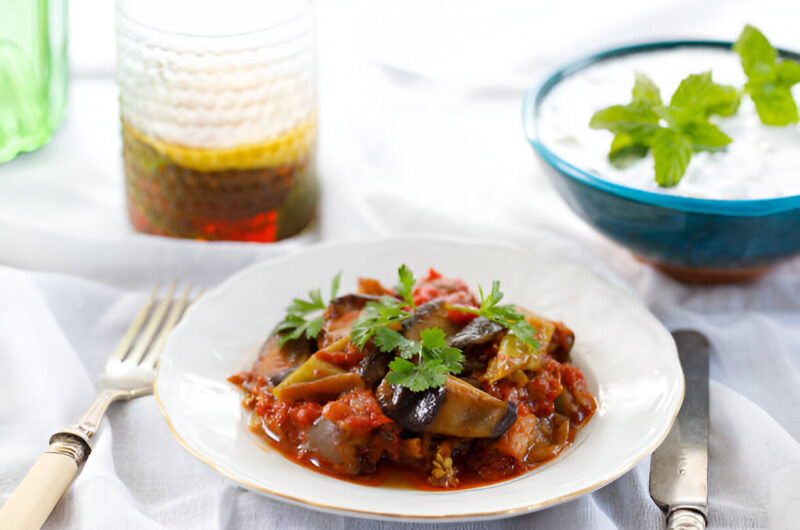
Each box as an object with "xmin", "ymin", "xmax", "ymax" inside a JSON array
[
  {"xmin": 276, "ymin": 272, "xmax": 342, "ymax": 346},
  {"xmin": 394, "ymin": 264, "xmax": 416, "ymax": 309},
  {"xmin": 590, "ymin": 71, "xmax": 738, "ymax": 187},
  {"xmin": 450, "ymin": 281, "xmax": 540, "ymax": 350},
  {"xmin": 382, "ymin": 327, "xmax": 465, "ymax": 391},
  {"xmin": 373, "ymin": 326, "xmax": 420, "ymax": 359},
  {"xmin": 734, "ymin": 24, "xmax": 800, "ymax": 126},
  {"xmin": 351, "ymin": 295, "xmax": 412, "ymax": 349}
]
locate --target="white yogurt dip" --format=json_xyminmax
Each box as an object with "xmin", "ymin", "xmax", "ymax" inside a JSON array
[{"xmin": 538, "ymin": 47, "xmax": 800, "ymax": 200}]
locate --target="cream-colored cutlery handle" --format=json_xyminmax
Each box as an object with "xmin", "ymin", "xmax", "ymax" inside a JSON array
[{"xmin": 0, "ymin": 433, "xmax": 90, "ymax": 530}]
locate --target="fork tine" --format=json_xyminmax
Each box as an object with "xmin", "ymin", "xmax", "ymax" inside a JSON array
[
  {"xmin": 109, "ymin": 283, "xmax": 161, "ymax": 363},
  {"xmin": 140, "ymin": 284, "xmax": 194, "ymax": 369},
  {"xmin": 124, "ymin": 281, "xmax": 177, "ymax": 366}
]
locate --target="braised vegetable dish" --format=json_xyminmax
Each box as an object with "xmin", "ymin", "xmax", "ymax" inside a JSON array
[{"xmin": 229, "ymin": 266, "xmax": 596, "ymax": 489}]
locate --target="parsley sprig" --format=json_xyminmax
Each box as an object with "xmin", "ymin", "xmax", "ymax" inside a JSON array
[
  {"xmin": 450, "ymin": 281, "xmax": 539, "ymax": 349},
  {"xmin": 350, "ymin": 295, "xmax": 412, "ymax": 349},
  {"xmin": 376, "ymin": 327, "xmax": 465, "ymax": 391},
  {"xmin": 350, "ymin": 265, "xmax": 420, "ymax": 349},
  {"xmin": 275, "ymin": 272, "xmax": 341, "ymax": 346},
  {"xmin": 394, "ymin": 264, "xmax": 416, "ymax": 309},
  {"xmin": 734, "ymin": 25, "xmax": 800, "ymax": 126},
  {"xmin": 590, "ymin": 71, "xmax": 740, "ymax": 187}
]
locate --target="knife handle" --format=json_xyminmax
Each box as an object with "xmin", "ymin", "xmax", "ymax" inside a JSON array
[
  {"xmin": 667, "ymin": 508, "xmax": 706, "ymax": 530},
  {"xmin": 0, "ymin": 433, "xmax": 90, "ymax": 530}
]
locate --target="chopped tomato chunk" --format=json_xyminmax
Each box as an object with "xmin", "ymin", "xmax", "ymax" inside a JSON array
[
  {"xmin": 316, "ymin": 341, "xmax": 364, "ymax": 368},
  {"xmin": 526, "ymin": 359, "xmax": 563, "ymax": 417},
  {"xmin": 323, "ymin": 389, "xmax": 394, "ymax": 434},
  {"xmin": 412, "ymin": 268, "xmax": 479, "ymax": 323}
]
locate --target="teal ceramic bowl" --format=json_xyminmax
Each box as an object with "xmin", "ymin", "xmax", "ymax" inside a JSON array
[{"xmin": 523, "ymin": 41, "xmax": 800, "ymax": 283}]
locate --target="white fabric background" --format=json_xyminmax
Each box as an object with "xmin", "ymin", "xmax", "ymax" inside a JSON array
[{"xmin": 1, "ymin": 1, "xmax": 799, "ymax": 528}]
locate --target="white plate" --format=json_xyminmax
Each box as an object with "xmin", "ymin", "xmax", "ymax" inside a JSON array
[{"xmin": 155, "ymin": 237, "xmax": 683, "ymax": 522}]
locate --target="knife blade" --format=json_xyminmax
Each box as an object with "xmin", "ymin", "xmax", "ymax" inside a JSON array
[{"xmin": 650, "ymin": 330, "xmax": 710, "ymax": 530}]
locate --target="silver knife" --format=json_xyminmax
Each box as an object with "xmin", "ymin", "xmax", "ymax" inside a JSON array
[{"xmin": 650, "ymin": 330, "xmax": 710, "ymax": 530}]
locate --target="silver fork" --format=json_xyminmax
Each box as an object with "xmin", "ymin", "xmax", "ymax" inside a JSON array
[{"xmin": 0, "ymin": 282, "xmax": 200, "ymax": 530}]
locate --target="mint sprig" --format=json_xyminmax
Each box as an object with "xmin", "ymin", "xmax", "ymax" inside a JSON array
[
  {"xmin": 590, "ymin": 71, "xmax": 739, "ymax": 187},
  {"xmin": 734, "ymin": 24, "xmax": 800, "ymax": 126},
  {"xmin": 377, "ymin": 327, "xmax": 465, "ymax": 392},
  {"xmin": 276, "ymin": 272, "xmax": 342, "ymax": 346}
]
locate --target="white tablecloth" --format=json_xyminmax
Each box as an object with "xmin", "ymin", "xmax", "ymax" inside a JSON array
[{"xmin": 1, "ymin": 1, "xmax": 799, "ymax": 528}]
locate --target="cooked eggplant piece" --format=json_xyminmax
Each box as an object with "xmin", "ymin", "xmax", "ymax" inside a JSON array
[
  {"xmin": 305, "ymin": 417, "xmax": 367, "ymax": 475},
  {"xmin": 402, "ymin": 299, "xmax": 461, "ymax": 341},
  {"xmin": 273, "ymin": 373, "xmax": 366, "ymax": 403},
  {"xmin": 272, "ymin": 354, "xmax": 345, "ymax": 398},
  {"xmin": 447, "ymin": 317, "xmax": 503, "ymax": 350},
  {"xmin": 427, "ymin": 376, "xmax": 517, "ymax": 438},
  {"xmin": 375, "ymin": 380, "xmax": 446, "ymax": 431},
  {"xmin": 318, "ymin": 293, "xmax": 379, "ymax": 348},
  {"xmin": 251, "ymin": 333, "xmax": 314, "ymax": 385},
  {"xmin": 482, "ymin": 332, "xmax": 545, "ymax": 383},
  {"xmin": 376, "ymin": 376, "xmax": 517, "ymax": 438},
  {"xmin": 357, "ymin": 343, "xmax": 394, "ymax": 387}
]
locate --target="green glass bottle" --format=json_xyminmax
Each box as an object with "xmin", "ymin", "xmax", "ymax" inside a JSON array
[{"xmin": 0, "ymin": 0, "xmax": 67, "ymax": 163}]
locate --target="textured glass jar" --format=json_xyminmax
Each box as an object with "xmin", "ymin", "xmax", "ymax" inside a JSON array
[
  {"xmin": 0, "ymin": 0, "xmax": 68, "ymax": 164},
  {"xmin": 116, "ymin": 0, "xmax": 317, "ymax": 242}
]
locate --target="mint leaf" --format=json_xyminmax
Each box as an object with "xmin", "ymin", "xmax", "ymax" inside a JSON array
[
  {"xmin": 734, "ymin": 25, "xmax": 776, "ymax": 80},
  {"xmin": 652, "ymin": 128, "xmax": 692, "ymax": 187},
  {"xmin": 669, "ymin": 72, "xmax": 740, "ymax": 118},
  {"xmin": 777, "ymin": 60, "xmax": 800, "ymax": 85},
  {"xmin": 632, "ymin": 72, "xmax": 662, "ymax": 105},
  {"xmin": 703, "ymin": 83, "xmax": 741, "ymax": 117},
  {"xmin": 682, "ymin": 121, "xmax": 732, "ymax": 152},
  {"xmin": 592, "ymin": 68, "xmax": 739, "ymax": 187},
  {"xmin": 394, "ymin": 264, "xmax": 416, "ymax": 309},
  {"xmin": 734, "ymin": 24, "xmax": 800, "ymax": 126},
  {"xmin": 748, "ymin": 82, "xmax": 799, "ymax": 126},
  {"xmin": 589, "ymin": 104, "xmax": 660, "ymax": 136},
  {"xmin": 608, "ymin": 133, "xmax": 649, "ymax": 168}
]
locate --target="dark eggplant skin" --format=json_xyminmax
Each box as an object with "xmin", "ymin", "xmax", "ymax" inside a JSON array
[
  {"xmin": 493, "ymin": 402, "xmax": 519, "ymax": 438},
  {"xmin": 375, "ymin": 376, "xmax": 517, "ymax": 439},
  {"xmin": 265, "ymin": 367, "xmax": 296, "ymax": 386},
  {"xmin": 318, "ymin": 293, "xmax": 380, "ymax": 347},
  {"xmin": 401, "ymin": 300, "xmax": 461, "ymax": 341},
  {"xmin": 357, "ymin": 344, "xmax": 394, "ymax": 387},
  {"xmin": 375, "ymin": 379, "xmax": 446, "ymax": 431},
  {"xmin": 251, "ymin": 332, "xmax": 314, "ymax": 385},
  {"xmin": 447, "ymin": 317, "xmax": 504, "ymax": 350}
]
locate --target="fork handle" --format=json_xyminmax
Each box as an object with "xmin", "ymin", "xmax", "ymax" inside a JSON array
[{"xmin": 0, "ymin": 433, "xmax": 90, "ymax": 530}]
